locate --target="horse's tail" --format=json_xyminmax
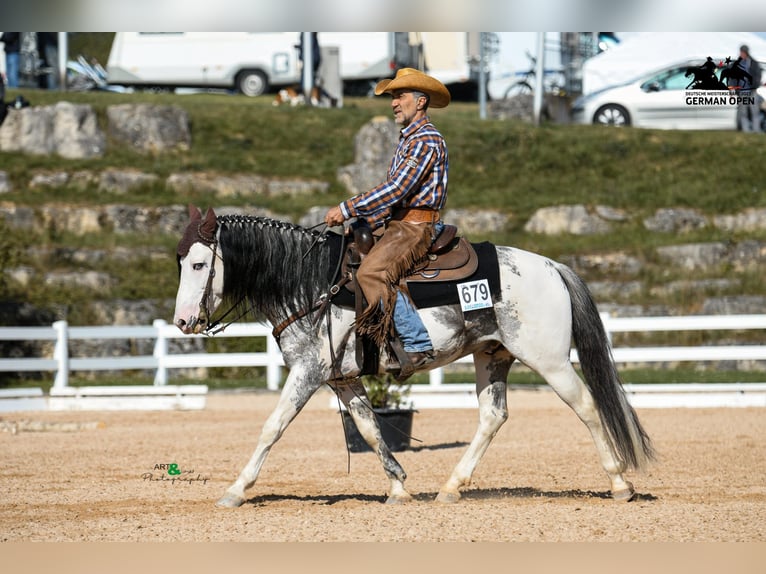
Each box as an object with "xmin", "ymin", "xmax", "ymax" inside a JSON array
[{"xmin": 555, "ymin": 263, "xmax": 655, "ymax": 471}]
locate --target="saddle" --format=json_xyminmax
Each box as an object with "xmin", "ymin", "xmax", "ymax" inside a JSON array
[{"xmin": 341, "ymin": 223, "xmax": 479, "ymax": 291}]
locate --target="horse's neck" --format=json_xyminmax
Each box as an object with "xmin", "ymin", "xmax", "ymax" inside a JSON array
[{"xmin": 221, "ymin": 218, "xmax": 327, "ymax": 323}]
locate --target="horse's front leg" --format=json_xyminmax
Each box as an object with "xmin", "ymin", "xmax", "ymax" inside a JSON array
[
  {"xmin": 336, "ymin": 379, "xmax": 412, "ymax": 504},
  {"xmin": 216, "ymin": 363, "xmax": 323, "ymax": 508}
]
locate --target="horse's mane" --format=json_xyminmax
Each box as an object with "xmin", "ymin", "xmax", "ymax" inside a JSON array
[{"xmin": 217, "ymin": 215, "xmax": 332, "ymax": 321}]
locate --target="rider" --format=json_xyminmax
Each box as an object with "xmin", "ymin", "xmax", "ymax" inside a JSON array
[{"xmin": 324, "ymin": 68, "xmax": 451, "ymax": 371}]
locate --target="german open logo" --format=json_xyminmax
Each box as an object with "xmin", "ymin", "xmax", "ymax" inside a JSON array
[{"xmin": 685, "ymin": 55, "xmax": 757, "ymax": 107}]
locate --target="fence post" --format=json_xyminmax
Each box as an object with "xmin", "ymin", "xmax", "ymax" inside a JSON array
[
  {"xmin": 266, "ymin": 334, "xmax": 282, "ymax": 391},
  {"xmin": 601, "ymin": 312, "xmax": 613, "ymax": 346},
  {"xmin": 429, "ymin": 367, "xmax": 444, "ymax": 386},
  {"xmin": 153, "ymin": 319, "xmax": 168, "ymax": 385},
  {"xmin": 52, "ymin": 320, "xmax": 69, "ymax": 389}
]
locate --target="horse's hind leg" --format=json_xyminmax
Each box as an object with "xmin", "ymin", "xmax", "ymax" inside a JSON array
[
  {"xmin": 538, "ymin": 361, "xmax": 635, "ymax": 500},
  {"xmin": 216, "ymin": 364, "xmax": 323, "ymax": 508},
  {"xmin": 336, "ymin": 379, "xmax": 412, "ymax": 504},
  {"xmin": 436, "ymin": 348, "xmax": 513, "ymax": 503}
]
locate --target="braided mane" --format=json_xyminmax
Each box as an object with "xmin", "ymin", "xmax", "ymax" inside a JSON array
[{"xmin": 217, "ymin": 215, "xmax": 331, "ymax": 321}]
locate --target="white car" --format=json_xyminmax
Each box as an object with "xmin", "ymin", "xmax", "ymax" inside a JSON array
[{"xmin": 571, "ymin": 60, "xmax": 765, "ymax": 130}]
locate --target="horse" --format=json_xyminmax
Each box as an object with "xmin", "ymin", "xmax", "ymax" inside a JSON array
[{"xmin": 173, "ymin": 206, "xmax": 654, "ymax": 508}]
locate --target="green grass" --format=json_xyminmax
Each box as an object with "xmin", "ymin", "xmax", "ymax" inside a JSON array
[{"xmin": 4, "ymin": 367, "xmax": 763, "ymax": 394}]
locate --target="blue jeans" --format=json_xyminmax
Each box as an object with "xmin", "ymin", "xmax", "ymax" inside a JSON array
[
  {"xmin": 5, "ymin": 52, "xmax": 19, "ymax": 88},
  {"xmin": 393, "ymin": 291, "xmax": 432, "ymax": 353}
]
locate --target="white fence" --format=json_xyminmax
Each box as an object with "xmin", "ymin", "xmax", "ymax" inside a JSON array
[
  {"xmin": 0, "ymin": 319, "xmax": 284, "ymax": 390},
  {"xmin": 1, "ymin": 314, "xmax": 766, "ymax": 408}
]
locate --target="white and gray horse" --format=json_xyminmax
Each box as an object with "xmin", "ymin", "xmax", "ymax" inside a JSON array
[{"xmin": 173, "ymin": 206, "xmax": 654, "ymax": 507}]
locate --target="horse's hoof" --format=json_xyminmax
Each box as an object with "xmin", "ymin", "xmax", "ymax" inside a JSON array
[
  {"xmin": 216, "ymin": 492, "xmax": 246, "ymax": 508},
  {"xmin": 435, "ymin": 490, "xmax": 461, "ymax": 504},
  {"xmin": 612, "ymin": 483, "xmax": 636, "ymax": 502},
  {"xmin": 385, "ymin": 493, "xmax": 413, "ymax": 505}
]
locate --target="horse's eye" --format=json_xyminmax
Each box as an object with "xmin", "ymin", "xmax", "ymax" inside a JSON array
[{"xmin": 192, "ymin": 262, "xmax": 205, "ymax": 271}]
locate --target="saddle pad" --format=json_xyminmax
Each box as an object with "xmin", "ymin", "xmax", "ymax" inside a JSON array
[{"xmin": 326, "ymin": 235, "xmax": 502, "ymax": 310}]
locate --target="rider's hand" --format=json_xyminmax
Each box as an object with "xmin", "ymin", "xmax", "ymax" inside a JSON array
[{"xmin": 324, "ymin": 206, "xmax": 345, "ymax": 227}]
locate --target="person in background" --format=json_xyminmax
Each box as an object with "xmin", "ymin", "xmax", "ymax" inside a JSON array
[
  {"xmin": 736, "ymin": 44, "xmax": 762, "ymax": 133},
  {"xmin": 0, "ymin": 32, "xmax": 20, "ymax": 88}
]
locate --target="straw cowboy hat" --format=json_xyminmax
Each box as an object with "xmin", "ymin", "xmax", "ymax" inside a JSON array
[{"xmin": 374, "ymin": 68, "xmax": 451, "ymax": 108}]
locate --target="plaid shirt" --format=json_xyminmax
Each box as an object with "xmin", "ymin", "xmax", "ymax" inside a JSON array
[{"xmin": 340, "ymin": 115, "xmax": 448, "ymax": 229}]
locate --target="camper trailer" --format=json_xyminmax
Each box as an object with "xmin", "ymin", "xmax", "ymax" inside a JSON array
[{"xmin": 106, "ymin": 32, "xmax": 482, "ymax": 97}]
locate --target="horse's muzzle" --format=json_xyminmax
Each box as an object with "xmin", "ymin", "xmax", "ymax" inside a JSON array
[{"xmin": 176, "ymin": 316, "xmax": 206, "ymax": 335}]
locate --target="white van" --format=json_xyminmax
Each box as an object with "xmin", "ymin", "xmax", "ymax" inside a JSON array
[
  {"xmin": 106, "ymin": 32, "xmax": 482, "ymax": 98},
  {"xmin": 107, "ymin": 32, "xmax": 301, "ymax": 96}
]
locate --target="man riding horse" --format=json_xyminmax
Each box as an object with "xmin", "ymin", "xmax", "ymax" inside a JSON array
[{"xmin": 324, "ymin": 68, "xmax": 451, "ymax": 372}]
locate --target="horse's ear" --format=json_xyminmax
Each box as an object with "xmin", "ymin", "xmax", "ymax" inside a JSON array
[
  {"xmin": 200, "ymin": 207, "xmax": 217, "ymax": 240},
  {"xmin": 188, "ymin": 204, "xmax": 202, "ymax": 221}
]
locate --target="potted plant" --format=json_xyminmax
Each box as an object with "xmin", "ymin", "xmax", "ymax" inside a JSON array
[{"xmin": 342, "ymin": 373, "xmax": 415, "ymax": 453}]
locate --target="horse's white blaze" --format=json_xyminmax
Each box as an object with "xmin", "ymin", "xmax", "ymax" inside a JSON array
[{"xmin": 173, "ymin": 242, "xmax": 224, "ymax": 333}]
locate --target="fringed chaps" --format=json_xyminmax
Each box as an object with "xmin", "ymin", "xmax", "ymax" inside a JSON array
[{"xmin": 355, "ymin": 220, "xmax": 434, "ymax": 347}]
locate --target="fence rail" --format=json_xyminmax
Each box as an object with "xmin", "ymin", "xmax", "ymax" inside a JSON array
[{"xmin": 1, "ymin": 314, "xmax": 766, "ymax": 391}]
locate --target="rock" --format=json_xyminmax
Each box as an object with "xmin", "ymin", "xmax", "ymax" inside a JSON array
[
  {"xmin": 52, "ymin": 102, "xmax": 106, "ymax": 158},
  {"xmin": 7, "ymin": 267, "xmax": 35, "ymax": 287},
  {"xmin": 0, "ymin": 205, "xmax": 38, "ymax": 230},
  {"xmin": 299, "ymin": 206, "xmax": 329, "ymax": 228},
  {"xmin": 443, "ymin": 208, "xmax": 509, "ymax": 236},
  {"xmin": 0, "ymin": 171, "xmax": 11, "ymax": 193},
  {"xmin": 700, "ymin": 296, "xmax": 766, "ymax": 315},
  {"xmin": 44, "ymin": 271, "xmax": 114, "ymax": 290},
  {"xmin": 729, "ymin": 240, "xmax": 766, "ymax": 271},
  {"xmin": 167, "ymin": 173, "xmax": 268, "ymax": 197},
  {"xmin": 99, "ymin": 169, "xmax": 159, "ymax": 194},
  {"xmin": 167, "ymin": 172, "xmax": 327, "ymax": 198},
  {"xmin": 650, "ymin": 279, "xmax": 740, "ymax": 297},
  {"xmin": 588, "ymin": 281, "xmax": 643, "ymax": 299},
  {"xmin": 337, "ymin": 116, "xmax": 399, "ymax": 196},
  {"xmin": 524, "ymin": 204, "xmax": 612, "ymax": 235},
  {"xmin": 656, "ymin": 241, "xmax": 766, "ymax": 271},
  {"xmin": 713, "ymin": 208, "xmax": 766, "ymax": 232},
  {"xmin": 655, "ymin": 242, "xmax": 728, "ymax": 270},
  {"xmin": 38, "ymin": 206, "xmax": 104, "ymax": 236},
  {"xmin": 643, "ymin": 208, "xmax": 707, "ymax": 233},
  {"xmin": 107, "ymin": 103, "xmax": 191, "ymax": 153},
  {"xmin": 30, "ymin": 171, "xmax": 70, "ymax": 189},
  {"xmin": 561, "ymin": 252, "xmax": 643, "ymax": 275},
  {"xmin": 594, "ymin": 205, "xmax": 629, "ymax": 222},
  {"xmin": 0, "ymin": 102, "xmax": 105, "ymax": 158}
]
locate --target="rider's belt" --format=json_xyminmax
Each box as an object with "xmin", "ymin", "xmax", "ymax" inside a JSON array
[{"xmin": 391, "ymin": 208, "xmax": 440, "ymax": 224}]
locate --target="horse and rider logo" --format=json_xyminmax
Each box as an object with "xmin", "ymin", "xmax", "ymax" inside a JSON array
[{"xmin": 686, "ymin": 55, "xmax": 756, "ymax": 91}]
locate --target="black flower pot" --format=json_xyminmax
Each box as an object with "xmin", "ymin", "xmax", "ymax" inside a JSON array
[{"xmin": 341, "ymin": 408, "xmax": 415, "ymax": 453}]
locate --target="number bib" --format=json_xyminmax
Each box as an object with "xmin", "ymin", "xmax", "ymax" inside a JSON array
[{"xmin": 457, "ymin": 279, "xmax": 493, "ymax": 312}]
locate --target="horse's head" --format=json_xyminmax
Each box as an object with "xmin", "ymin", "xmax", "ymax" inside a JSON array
[{"xmin": 173, "ymin": 205, "xmax": 225, "ymax": 334}]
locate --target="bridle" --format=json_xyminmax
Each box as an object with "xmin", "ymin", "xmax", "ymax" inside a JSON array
[{"xmin": 186, "ymin": 220, "xmax": 251, "ymax": 336}]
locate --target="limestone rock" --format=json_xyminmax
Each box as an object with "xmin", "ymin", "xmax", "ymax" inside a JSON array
[
  {"xmin": 443, "ymin": 208, "xmax": 509, "ymax": 236},
  {"xmin": 524, "ymin": 204, "xmax": 612, "ymax": 235},
  {"xmin": 643, "ymin": 208, "xmax": 707, "ymax": 233},
  {"xmin": 0, "ymin": 171, "xmax": 10, "ymax": 193},
  {"xmin": 713, "ymin": 208, "xmax": 766, "ymax": 232},
  {"xmin": 107, "ymin": 103, "xmax": 191, "ymax": 153},
  {"xmin": 337, "ymin": 116, "xmax": 399, "ymax": 196},
  {"xmin": 0, "ymin": 102, "xmax": 105, "ymax": 158}
]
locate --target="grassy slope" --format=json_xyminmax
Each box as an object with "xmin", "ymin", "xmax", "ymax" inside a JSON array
[{"xmin": 1, "ymin": 83, "xmax": 764, "ymax": 386}]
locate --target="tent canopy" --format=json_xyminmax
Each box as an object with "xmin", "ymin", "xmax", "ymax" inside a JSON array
[{"xmin": 583, "ymin": 32, "xmax": 766, "ymax": 94}]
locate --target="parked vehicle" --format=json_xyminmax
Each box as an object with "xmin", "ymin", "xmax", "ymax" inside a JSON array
[
  {"xmin": 106, "ymin": 32, "xmax": 483, "ymax": 98},
  {"xmin": 571, "ymin": 59, "xmax": 766, "ymax": 130}
]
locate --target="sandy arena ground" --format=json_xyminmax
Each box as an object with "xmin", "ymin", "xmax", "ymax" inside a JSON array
[{"xmin": 1, "ymin": 387, "xmax": 764, "ymax": 542}]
